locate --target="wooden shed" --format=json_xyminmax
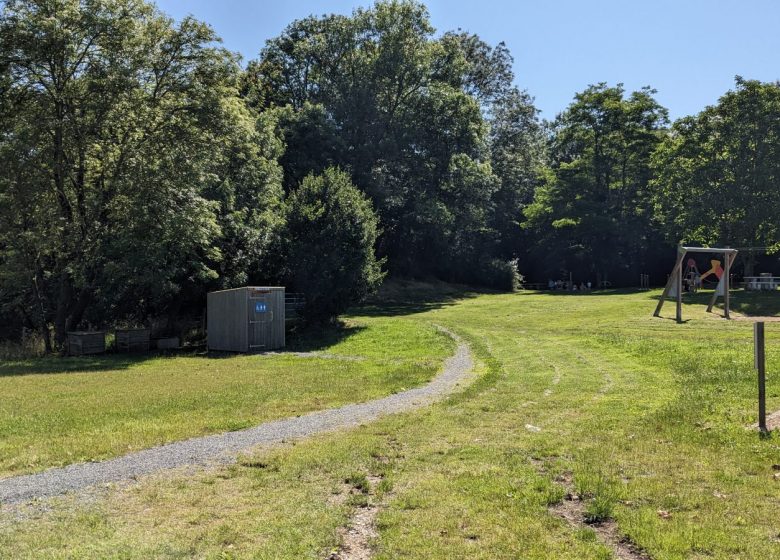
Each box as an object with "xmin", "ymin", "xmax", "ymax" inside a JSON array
[
  {"xmin": 116, "ymin": 328, "xmax": 150, "ymax": 352},
  {"xmin": 207, "ymin": 287, "xmax": 285, "ymax": 352},
  {"xmin": 67, "ymin": 331, "xmax": 106, "ymax": 356}
]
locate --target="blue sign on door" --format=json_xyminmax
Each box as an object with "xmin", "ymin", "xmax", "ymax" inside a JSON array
[{"xmin": 255, "ymin": 302, "xmax": 267, "ymax": 313}]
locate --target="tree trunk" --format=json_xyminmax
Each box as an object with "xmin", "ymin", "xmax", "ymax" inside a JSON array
[
  {"xmin": 65, "ymin": 288, "xmax": 92, "ymax": 333},
  {"xmin": 744, "ymin": 251, "xmax": 756, "ymax": 278},
  {"xmin": 53, "ymin": 270, "xmax": 74, "ymax": 348},
  {"xmin": 32, "ymin": 266, "xmax": 53, "ymax": 353}
]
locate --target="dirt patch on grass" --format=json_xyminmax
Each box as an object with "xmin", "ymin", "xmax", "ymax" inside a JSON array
[
  {"xmin": 541, "ymin": 468, "xmax": 650, "ymax": 560},
  {"xmin": 752, "ymin": 409, "xmax": 780, "ymax": 431},
  {"xmin": 328, "ymin": 474, "xmax": 385, "ymax": 560},
  {"xmin": 768, "ymin": 410, "xmax": 780, "ymax": 431},
  {"xmin": 550, "ymin": 494, "xmax": 649, "ymax": 560}
]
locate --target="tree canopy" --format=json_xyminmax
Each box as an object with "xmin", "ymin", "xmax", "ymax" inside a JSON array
[
  {"xmin": 1, "ymin": 0, "xmax": 778, "ymax": 349},
  {"xmin": 652, "ymin": 78, "xmax": 780, "ymax": 269},
  {"xmin": 523, "ymin": 84, "xmax": 670, "ymax": 284},
  {"xmin": 0, "ymin": 0, "xmax": 283, "ymax": 347}
]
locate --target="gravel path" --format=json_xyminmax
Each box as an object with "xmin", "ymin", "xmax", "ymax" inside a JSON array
[{"xmin": 0, "ymin": 327, "xmax": 472, "ymax": 505}]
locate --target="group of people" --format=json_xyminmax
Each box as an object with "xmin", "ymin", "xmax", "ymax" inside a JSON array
[{"xmin": 548, "ymin": 279, "xmax": 592, "ymax": 291}]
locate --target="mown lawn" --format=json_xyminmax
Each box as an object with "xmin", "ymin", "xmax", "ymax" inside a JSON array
[
  {"xmin": 0, "ymin": 316, "xmax": 453, "ymax": 477},
  {"xmin": 2, "ymin": 287, "xmax": 780, "ymax": 559}
]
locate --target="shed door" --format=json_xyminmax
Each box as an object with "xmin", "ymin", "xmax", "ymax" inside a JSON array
[{"xmin": 248, "ymin": 295, "xmax": 272, "ymax": 350}]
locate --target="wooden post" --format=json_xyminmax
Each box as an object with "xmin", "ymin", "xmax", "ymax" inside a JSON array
[
  {"xmin": 654, "ymin": 250, "xmax": 685, "ymax": 318},
  {"xmin": 754, "ymin": 321, "xmax": 767, "ymax": 434},
  {"xmin": 676, "ymin": 254, "xmax": 683, "ymax": 323},
  {"xmin": 706, "ymin": 251, "xmax": 737, "ymax": 315},
  {"xmin": 724, "ymin": 250, "xmax": 731, "ymax": 319}
]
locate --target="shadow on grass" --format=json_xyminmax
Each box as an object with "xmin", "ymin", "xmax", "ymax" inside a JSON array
[
  {"xmin": 0, "ymin": 279, "xmax": 506, "ymax": 376},
  {"xmin": 284, "ymin": 322, "xmax": 368, "ymax": 353},
  {"xmin": 0, "ymin": 349, "xmax": 203, "ymax": 377},
  {"xmin": 730, "ymin": 291, "xmax": 780, "ymax": 317},
  {"xmin": 0, "ymin": 324, "xmax": 370, "ymax": 376},
  {"xmin": 355, "ymin": 279, "xmax": 488, "ymax": 317},
  {"xmin": 522, "ymin": 288, "xmax": 652, "ymax": 297},
  {"xmin": 648, "ymin": 289, "xmax": 780, "ymax": 318}
]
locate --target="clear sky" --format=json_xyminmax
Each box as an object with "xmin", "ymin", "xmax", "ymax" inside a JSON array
[{"xmin": 155, "ymin": 0, "xmax": 780, "ymax": 121}]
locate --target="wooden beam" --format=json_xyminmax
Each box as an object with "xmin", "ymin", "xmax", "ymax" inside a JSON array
[
  {"xmin": 676, "ymin": 254, "xmax": 683, "ymax": 323},
  {"xmin": 654, "ymin": 250, "xmax": 686, "ymax": 317},
  {"xmin": 706, "ymin": 250, "xmax": 738, "ymax": 315},
  {"xmin": 681, "ymin": 247, "xmax": 738, "ymax": 254},
  {"xmin": 755, "ymin": 322, "xmax": 768, "ymax": 434},
  {"xmin": 724, "ymin": 251, "xmax": 736, "ymax": 319}
]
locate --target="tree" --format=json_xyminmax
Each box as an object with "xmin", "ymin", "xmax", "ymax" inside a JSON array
[
  {"xmin": 437, "ymin": 31, "xmax": 515, "ymax": 110},
  {"xmin": 0, "ymin": 0, "xmax": 283, "ymax": 348},
  {"xmin": 488, "ymin": 87, "xmax": 546, "ymax": 259},
  {"xmin": 523, "ymin": 83, "xmax": 670, "ymax": 284},
  {"xmin": 269, "ymin": 102, "xmax": 344, "ymax": 194},
  {"xmin": 246, "ymin": 1, "xmax": 528, "ymax": 284},
  {"xmin": 280, "ymin": 167, "xmax": 384, "ymax": 321},
  {"xmin": 652, "ymin": 78, "xmax": 780, "ymax": 274}
]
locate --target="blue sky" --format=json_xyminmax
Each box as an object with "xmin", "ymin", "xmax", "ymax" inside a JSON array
[{"xmin": 155, "ymin": 0, "xmax": 780, "ymax": 121}]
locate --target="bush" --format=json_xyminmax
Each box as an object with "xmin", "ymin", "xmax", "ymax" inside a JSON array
[
  {"xmin": 472, "ymin": 258, "xmax": 523, "ymax": 291},
  {"xmin": 281, "ymin": 168, "xmax": 385, "ymax": 321}
]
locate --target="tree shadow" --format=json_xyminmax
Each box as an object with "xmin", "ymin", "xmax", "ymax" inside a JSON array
[
  {"xmin": 355, "ymin": 280, "xmax": 487, "ymax": 317},
  {"xmin": 0, "ymin": 349, "xmax": 202, "ymax": 378},
  {"xmin": 0, "ymin": 279, "xmax": 507, "ymax": 376},
  {"xmin": 729, "ymin": 291, "xmax": 780, "ymax": 318},
  {"xmin": 648, "ymin": 289, "xmax": 780, "ymax": 318},
  {"xmin": 283, "ymin": 321, "xmax": 368, "ymax": 353},
  {"xmin": 524, "ymin": 288, "xmax": 649, "ymax": 297}
]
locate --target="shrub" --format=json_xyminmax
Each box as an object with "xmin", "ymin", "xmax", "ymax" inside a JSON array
[
  {"xmin": 281, "ymin": 168, "xmax": 385, "ymax": 321},
  {"xmin": 473, "ymin": 258, "xmax": 523, "ymax": 291}
]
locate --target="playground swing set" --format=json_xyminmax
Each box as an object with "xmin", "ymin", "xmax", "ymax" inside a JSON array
[
  {"xmin": 653, "ymin": 246, "xmax": 738, "ymax": 322},
  {"xmin": 655, "ymin": 246, "xmax": 777, "ymax": 434}
]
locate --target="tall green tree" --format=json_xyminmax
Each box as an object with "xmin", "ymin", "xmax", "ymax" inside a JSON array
[
  {"xmin": 0, "ymin": 0, "xmax": 283, "ymax": 348},
  {"xmin": 652, "ymin": 78, "xmax": 780, "ymax": 274},
  {"xmin": 246, "ymin": 1, "xmax": 524, "ymax": 282},
  {"xmin": 280, "ymin": 167, "xmax": 384, "ymax": 321},
  {"xmin": 488, "ymin": 87, "xmax": 546, "ymax": 259},
  {"xmin": 523, "ymin": 83, "xmax": 669, "ymax": 284}
]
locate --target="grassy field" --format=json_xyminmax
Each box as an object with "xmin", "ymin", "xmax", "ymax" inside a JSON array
[
  {"xmin": 0, "ymin": 317, "xmax": 453, "ymax": 477},
  {"xmin": 2, "ymin": 286, "xmax": 780, "ymax": 559}
]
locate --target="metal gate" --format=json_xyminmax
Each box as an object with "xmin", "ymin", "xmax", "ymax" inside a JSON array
[{"xmin": 248, "ymin": 293, "xmax": 272, "ymax": 350}]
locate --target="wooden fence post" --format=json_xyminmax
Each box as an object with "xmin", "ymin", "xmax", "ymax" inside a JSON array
[
  {"xmin": 724, "ymin": 250, "xmax": 731, "ymax": 319},
  {"xmin": 755, "ymin": 321, "xmax": 767, "ymax": 435},
  {"xmin": 676, "ymin": 256, "xmax": 683, "ymax": 323}
]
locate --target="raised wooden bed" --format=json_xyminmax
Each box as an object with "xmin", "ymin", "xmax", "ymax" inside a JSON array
[
  {"xmin": 115, "ymin": 328, "xmax": 151, "ymax": 352},
  {"xmin": 67, "ymin": 331, "xmax": 106, "ymax": 356}
]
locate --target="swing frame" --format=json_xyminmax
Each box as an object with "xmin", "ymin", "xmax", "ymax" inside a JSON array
[{"xmin": 653, "ymin": 246, "xmax": 738, "ymax": 322}]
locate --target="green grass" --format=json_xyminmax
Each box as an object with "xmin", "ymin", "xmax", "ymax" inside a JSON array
[
  {"xmin": 0, "ymin": 316, "xmax": 453, "ymax": 477},
  {"xmin": 2, "ymin": 287, "xmax": 780, "ymax": 559}
]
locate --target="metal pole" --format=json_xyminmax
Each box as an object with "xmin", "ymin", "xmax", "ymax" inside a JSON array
[{"xmin": 755, "ymin": 322, "xmax": 767, "ymax": 434}]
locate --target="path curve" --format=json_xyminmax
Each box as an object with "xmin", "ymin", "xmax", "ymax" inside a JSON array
[{"xmin": 0, "ymin": 327, "xmax": 472, "ymax": 505}]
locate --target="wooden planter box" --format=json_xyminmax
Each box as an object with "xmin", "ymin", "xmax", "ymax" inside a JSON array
[
  {"xmin": 67, "ymin": 331, "xmax": 106, "ymax": 356},
  {"xmin": 115, "ymin": 328, "xmax": 151, "ymax": 352}
]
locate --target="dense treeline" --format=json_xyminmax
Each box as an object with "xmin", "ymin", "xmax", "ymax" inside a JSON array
[{"xmin": 1, "ymin": 0, "xmax": 778, "ymax": 350}]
